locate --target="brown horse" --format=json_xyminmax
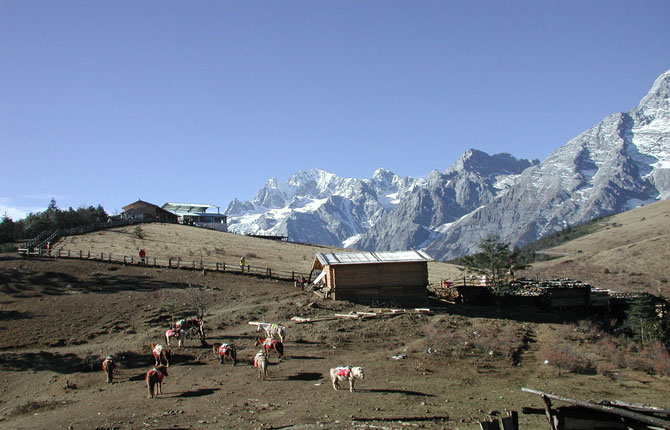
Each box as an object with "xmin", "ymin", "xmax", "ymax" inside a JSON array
[
  {"xmin": 146, "ymin": 364, "xmax": 169, "ymax": 398},
  {"xmin": 255, "ymin": 337, "xmax": 283, "ymax": 359},
  {"xmin": 102, "ymin": 356, "xmax": 116, "ymax": 384},
  {"xmin": 212, "ymin": 342, "xmax": 237, "ymax": 366},
  {"xmin": 151, "ymin": 343, "xmax": 171, "ymax": 367}
]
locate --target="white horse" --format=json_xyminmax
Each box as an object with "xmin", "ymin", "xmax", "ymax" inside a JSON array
[
  {"xmin": 165, "ymin": 328, "xmax": 186, "ymax": 348},
  {"xmin": 254, "ymin": 350, "xmax": 268, "ymax": 380},
  {"xmin": 256, "ymin": 323, "xmax": 286, "ymax": 343},
  {"xmin": 330, "ymin": 366, "xmax": 365, "ymax": 392}
]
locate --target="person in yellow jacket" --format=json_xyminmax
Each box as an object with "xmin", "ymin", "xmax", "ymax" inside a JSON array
[{"xmin": 240, "ymin": 257, "xmax": 246, "ymax": 273}]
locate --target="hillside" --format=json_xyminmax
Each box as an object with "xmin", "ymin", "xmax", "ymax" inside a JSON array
[
  {"xmin": 2, "ymin": 224, "xmax": 670, "ymax": 429},
  {"xmin": 49, "ymin": 223, "xmax": 464, "ymax": 288},
  {"xmin": 519, "ymin": 199, "xmax": 670, "ymax": 296}
]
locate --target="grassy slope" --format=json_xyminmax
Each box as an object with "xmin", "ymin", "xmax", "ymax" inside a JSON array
[
  {"xmin": 520, "ymin": 199, "xmax": 670, "ymax": 295},
  {"xmin": 51, "ymin": 223, "xmax": 463, "ymax": 288}
]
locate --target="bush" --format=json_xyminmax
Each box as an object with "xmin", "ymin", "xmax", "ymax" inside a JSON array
[
  {"xmin": 134, "ymin": 225, "xmax": 145, "ymax": 239},
  {"xmin": 541, "ymin": 345, "xmax": 595, "ymax": 374}
]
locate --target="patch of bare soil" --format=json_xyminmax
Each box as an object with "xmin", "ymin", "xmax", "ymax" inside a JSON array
[{"xmin": 1, "ymin": 255, "xmax": 669, "ymax": 430}]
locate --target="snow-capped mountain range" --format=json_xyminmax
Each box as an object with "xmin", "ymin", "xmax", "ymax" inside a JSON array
[{"xmin": 225, "ymin": 70, "xmax": 670, "ymax": 260}]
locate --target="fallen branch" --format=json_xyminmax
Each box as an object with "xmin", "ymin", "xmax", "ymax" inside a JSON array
[{"xmin": 352, "ymin": 415, "xmax": 450, "ymax": 422}]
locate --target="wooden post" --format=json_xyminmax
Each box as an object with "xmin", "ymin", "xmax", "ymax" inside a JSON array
[
  {"xmin": 58, "ymin": 249, "xmax": 62, "ymax": 257},
  {"xmin": 153, "ymin": 257, "xmax": 156, "ymax": 266},
  {"xmin": 87, "ymin": 250, "xmax": 90, "ymax": 258},
  {"xmin": 108, "ymin": 253, "xmax": 111, "ymax": 262},
  {"xmin": 79, "ymin": 250, "xmax": 82, "ymax": 259},
  {"xmin": 177, "ymin": 258, "xmax": 180, "ymax": 268},
  {"xmin": 193, "ymin": 260, "xmax": 196, "ymax": 269},
  {"xmin": 541, "ymin": 395, "xmax": 557, "ymax": 430},
  {"xmin": 292, "ymin": 270, "xmax": 295, "ymax": 280},
  {"xmin": 216, "ymin": 262, "xmax": 219, "ymax": 271},
  {"xmin": 168, "ymin": 258, "xmax": 171, "ymax": 268},
  {"xmin": 222, "ymin": 262, "xmax": 225, "ymax": 271},
  {"xmin": 131, "ymin": 257, "xmax": 134, "ymax": 264},
  {"xmin": 68, "ymin": 250, "xmax": 70, "ymax": 257},
  {"xmin": 100, "ymin": 253, "xmax": 103, "ymax": 260},
  {"xmin": 501, "ymin": 411, "xmax": 518, "ymax": 430},
  {"xmin": 123, "ymin": 256, "xmax": 127, "ymax": 264}
]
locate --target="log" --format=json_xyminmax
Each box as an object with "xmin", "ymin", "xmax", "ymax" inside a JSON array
[{"xmin": 522, "ymin": 387, "xmax": 670, "ymax": 429}]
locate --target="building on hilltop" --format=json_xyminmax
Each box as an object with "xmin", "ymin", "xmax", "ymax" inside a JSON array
[
  {"xmin": 122, "ymin": 200, "xmax": 178, "ymax": 223},
  {"xmin": 309, "ymin": 250, "xmax": 433, "ymax": 306},
  {"xmin": 162, "ymin": 202, "xmax": 227, "ymax": 232}
]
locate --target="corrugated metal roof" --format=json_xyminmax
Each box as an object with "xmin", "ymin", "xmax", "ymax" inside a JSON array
[
  {"xmin": 162, "ymin": 202, "xmax": 220, "ymax": 214},
  {"xmin": 315, "ymin": 250, "xmax": 433, "ymax": 266}
]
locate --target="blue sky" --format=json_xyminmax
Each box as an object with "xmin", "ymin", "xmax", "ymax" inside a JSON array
[{"xmin": 1, "ymin": 1, "xmax": 669, "ymax": 219}]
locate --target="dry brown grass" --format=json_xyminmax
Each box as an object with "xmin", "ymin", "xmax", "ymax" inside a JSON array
[
  {"xmin": 521, "ymin": 199, "xmax": 670, "ymax": 295},
  {"xmin": 51, "ymin": 223, "xmax": 462, "ymax": 286}
]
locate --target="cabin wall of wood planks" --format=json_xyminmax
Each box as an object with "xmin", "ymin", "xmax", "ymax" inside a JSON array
[{"xmin": 326, "ymin": 261, "xmax": 428, "ymax": 305}]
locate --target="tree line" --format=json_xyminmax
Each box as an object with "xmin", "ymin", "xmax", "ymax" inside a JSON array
[{"xmin": 0, "ymin": 199, "xmax": 108, "ymax": 245}]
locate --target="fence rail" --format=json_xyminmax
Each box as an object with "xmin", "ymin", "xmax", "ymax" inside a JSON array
[{"xmin": 34, "ymin": 247, "xmax": 306, "ymax": 283}]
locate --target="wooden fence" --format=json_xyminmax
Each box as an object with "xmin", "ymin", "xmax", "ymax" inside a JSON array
[{"xmin": 35, "ymin": 247, "xmax": 306, "ymax": 283}]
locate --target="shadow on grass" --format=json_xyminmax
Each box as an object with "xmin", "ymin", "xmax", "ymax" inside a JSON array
[
  {"xmin": 0, "ymin": 351, "xmax": 101, "ymax": 373},
  {"xmin": 360, "ymin": 388, "xmax": 437, "ymax": 397},
  {"xmin": 286, "ymin": 372, "xmax": 323, "ymax": 381},
  {"xmin": 174, "ymin": 388, "xmax": 220, "ymax": 398}
]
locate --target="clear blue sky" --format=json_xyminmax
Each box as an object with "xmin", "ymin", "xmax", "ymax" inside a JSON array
[{"xmin": 1, "ymin": 1, "xmax": 669, "ymax": 218}]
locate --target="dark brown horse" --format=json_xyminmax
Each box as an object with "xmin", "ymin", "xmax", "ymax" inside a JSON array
[
  {"xmin": 212, "ymin": 342, "xmax": 237, "ymax": 366},
  {"xmin": 146, "ymin": 364, "xmax": 168, "ymax": 398},
  {"xmin": 255, "ymin": 337, "xmax": 283, "ymax": 359}
]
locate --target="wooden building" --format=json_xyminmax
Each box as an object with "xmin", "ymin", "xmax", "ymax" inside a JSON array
[
  {"xmin": 310, "ymin": 250, "xmax": 433, "ymax": 306},
  {"xmin": 121, "ymin": 200, "xmax": 178, "ymax": 223},
  {"xmin": 162, "ymin": 202, "xmax": 228, "ymax": 232}
]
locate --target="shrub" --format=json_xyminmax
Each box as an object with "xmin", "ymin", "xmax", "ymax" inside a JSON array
[
  {"xmin": 541, "ymin": 345, "xmax": 595, "ymax": 374},
  {"xmin": 134, "ymin": 225, "xmax": 145, "ymax": 239}
]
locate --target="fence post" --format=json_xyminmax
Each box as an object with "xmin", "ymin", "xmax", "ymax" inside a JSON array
[
  {"xmin": 123, "ymin": 256, "xmax": 127, "ymax": 264},
  {"xmin": 87, "ymin": 250, "xmax": 90, "ymax": 259},
  {"xmin": 131, "ymin": 257, "xmax": 134, "ymax": 264},
  {"xmin": 68, "ymin": 250, "xmax": 71, "ymax": 258},
  {"xmin": 216, "ymin": 262, "xmax": 219, "ymax": 271},
  {"xmin": 292, "ymin": 270, "xmax": 295, "ymax": 280},
  {"xmin": 100, "ymin": 253, "xmax": 103, "ymax": 260},
  {"xmin": 153, "ymin": 257, "xmax": 156, "ymax": 267},
  {"xmin": 177, "ymin": 258, "xmax": 180, "ymax": 268},
  {"xmin": 109, "ymin": 253, "xmax": 111, "ymax": 262},
  {"xmin": 169, "ymin": 258, "xmax": 171, "ymax": 268},
  {"xmin": 193, "ymin": 260, "xmax": 196, "ymax": 269},
  {"xmin": 79, "ymin": 250, "xmax": 82, "ymax": 259},
  {"xmin": 58, "ymin": 249, "xmax": 62, "ymax": 258},
  {"xmin": 223, "ymin": 263, "xmax": 226, "ymax": 271}
]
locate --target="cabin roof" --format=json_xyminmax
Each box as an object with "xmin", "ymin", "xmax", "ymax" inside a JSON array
[
  {"xmin": 312, "ymin": 250, "xmax": 433, "ymax": 270},
  {"xmin": 162, "ymin": 202, "xmax": 220, "ymax": 214}
]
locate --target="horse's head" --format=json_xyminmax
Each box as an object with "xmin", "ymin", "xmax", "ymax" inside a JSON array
[{"xmin": 352, "ymin": 367, "xmax": 365, "ymax": 379}]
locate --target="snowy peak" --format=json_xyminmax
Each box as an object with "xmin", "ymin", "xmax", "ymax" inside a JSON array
[
  {"xmin": 639, "ymin": 69, "xmax": 670, "ymax": 114},
  {"xmin": 447, "ymin": 149, "xmax": 538, "ymax": 176}
]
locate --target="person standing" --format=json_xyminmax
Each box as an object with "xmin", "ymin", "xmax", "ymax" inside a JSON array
[
  {"xmin": 239, "ymin": 256, "xmax": 246, "ymax": 273},
  {"xmin": 139, "ymin": 249, "xmax": 146, "ymax": 265}
]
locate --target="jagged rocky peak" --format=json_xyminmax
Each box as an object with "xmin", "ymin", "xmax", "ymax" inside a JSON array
[
  {"xmin": 638, "ymin": 69, "xmax": 670, "ymax": 115},
  {"xmin": 447, "ymin": 149, "xmax": 538, "ymax": 176},
  {"xmin": 372, "ymin": 167, "xmax": 396, "ymax": 185}
]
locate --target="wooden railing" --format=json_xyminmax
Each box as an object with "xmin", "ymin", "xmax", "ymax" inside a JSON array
[{"xmin": 37, "ymin": 247, "xmax": 307, "ymax": 283}]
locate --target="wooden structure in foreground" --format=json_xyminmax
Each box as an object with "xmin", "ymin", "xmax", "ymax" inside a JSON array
[
  {"xmin": 309, "ymin": 250, "xmax": 433, "ymax": 306},
  {"xmin": 522, "ymin": 387, "xmax": 670, "ymax": 430}
]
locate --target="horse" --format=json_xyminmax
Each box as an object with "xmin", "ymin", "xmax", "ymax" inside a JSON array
[
  {"xmin": 256, "ymin": 337, "xmax": 283, "ymax": 359},
  {"xmin": 253, "ymin": 351, "xmax": 268, "ymax": 380},
  {"xmin": 212, "ymin": 342, "xmax": 237, "ymax": 366},
  {"xmin": 151, "ymin": 343, "xmax": 171, "ymax": 367},
  {"xmin": 256, "ymin": 322, "xmax": 286, "ymax": 344},
  {"xmin": 146, "ymin": 364, "xmax": 169, "ymax": 398},
  {"xmin": 173, "ymin": 318, "xmax": 205, "ymax": 342},
  {"xmin": 102, "ymin": 356, "xmax": 116, "ymax": 384},
  {"xmin": 330, "ymin": 366, "xmax": 365, "ymax": 392},
  {"xmin": 165, "ymin": 328, "xmax": 187, "ymax": 348}
]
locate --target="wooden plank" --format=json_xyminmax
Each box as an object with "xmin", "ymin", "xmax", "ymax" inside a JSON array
[{"xmin": 522, "ymin": 388, "xmax": 670, "ymax": 429}]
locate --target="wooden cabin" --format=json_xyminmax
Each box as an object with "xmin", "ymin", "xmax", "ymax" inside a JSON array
[
  {"xmin": 162, "ymin": 202, "xmax": 228, "ymax": 232},
  {"xmin": 310, "ymin": 250, "xmax": 433, "ymax": 306},
  {"xmin": 121, "ymin": 200, "xmax": 178, "ymax": 223}
]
